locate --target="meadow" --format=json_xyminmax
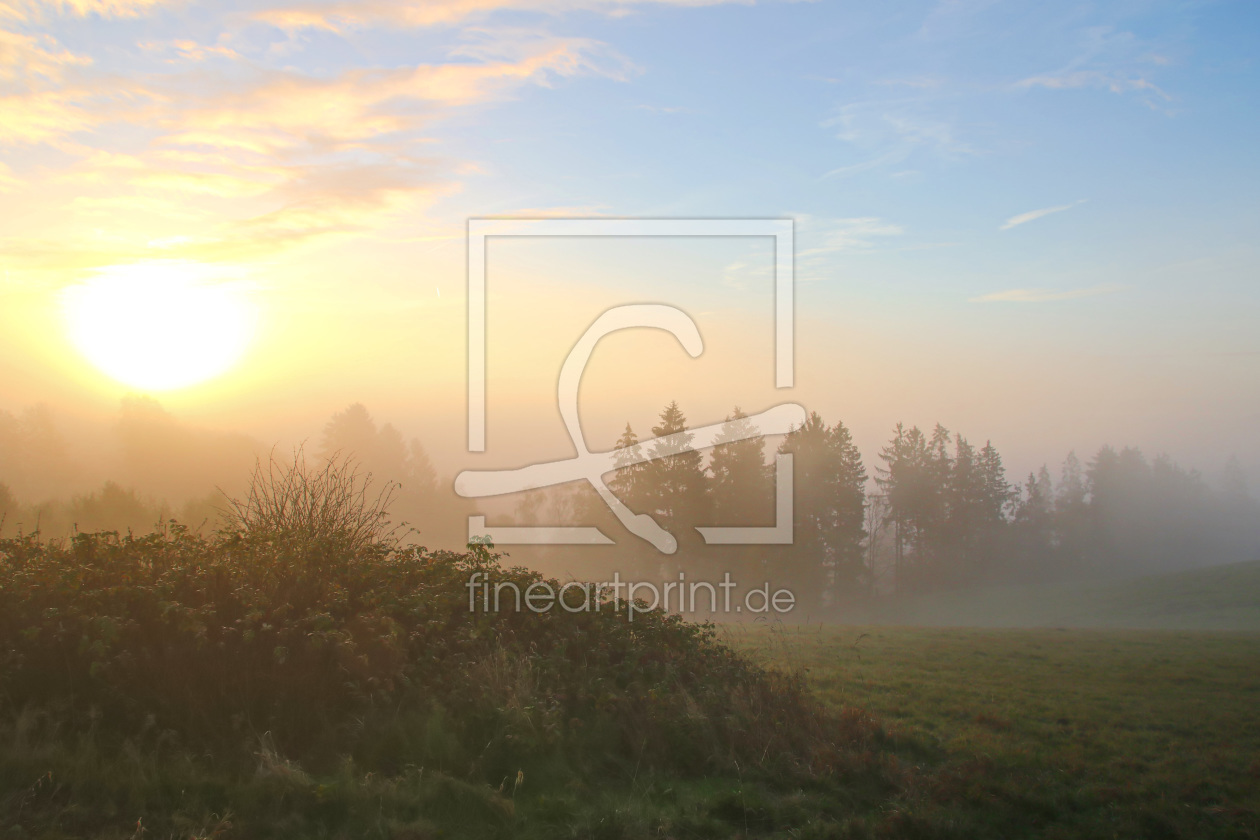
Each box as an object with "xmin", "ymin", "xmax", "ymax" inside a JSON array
[
  {"xmin": 731, "ymin": 623, "xmax": 1260, "ymax": 839},
  {"xmin": 1, "ymin": 462, "xmax": 1257, "ymax": 839}
]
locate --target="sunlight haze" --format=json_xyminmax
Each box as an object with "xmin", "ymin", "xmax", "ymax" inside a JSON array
[{"xmin": 0, "ymin": 0, "xmax": 1257, "ymax": 504}]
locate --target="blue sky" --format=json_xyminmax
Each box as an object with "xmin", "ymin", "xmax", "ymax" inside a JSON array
[{"xmin": 0, "ymin": 0, "xmax": 1257, "ymax": 483}]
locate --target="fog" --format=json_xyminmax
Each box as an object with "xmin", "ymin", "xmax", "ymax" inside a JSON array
[
  {"xmin": 3, "ymin": 392, "xmax": 1257, "ymax": 628},
  {"xmin": 6, "ymin": 254, "xmax": 1260, "ymax": 625}
]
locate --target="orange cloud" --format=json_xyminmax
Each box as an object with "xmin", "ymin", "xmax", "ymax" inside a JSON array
[
  {"xmin": 0, "ymin": 27, "xmax": 89, "ymax": 80},
  {"xmin": 137, "ymin": 37, "xmax": 241, "ymax": 62},
  {"xmin": 0, "ymin": 160, "xmax": 18, "ymax": 191},
  {"xmin": 253, "ymin": 0, "xmax": 740, "ymax": 32},
  {"xmin": 1, "ymin": 0, "xmax": 173, "ymax": 20},
  {"xmin": 0, "ymin": 9, "xmax": 632, "ymax": 273},
  {"xmin": 162, "ymin": 38, "xmax": 613, "ymax": 156},
  {"xmin": 0, "ymin": 91, "xmax": 94, "ymax": 144}
]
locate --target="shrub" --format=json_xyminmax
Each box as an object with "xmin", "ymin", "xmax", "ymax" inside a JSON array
[
  {"xmin": 0, "ymin": 457, "xmax": 890, "ymax": 835},
  {"xmin": 219, "ymin": 448, "xmax": 399, "ymax": 557}
]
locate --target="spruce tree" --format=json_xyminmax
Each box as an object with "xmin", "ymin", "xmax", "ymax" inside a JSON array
[{"xmin": 644, "ymin": 402, "xmax": 710, "ymax": 562}]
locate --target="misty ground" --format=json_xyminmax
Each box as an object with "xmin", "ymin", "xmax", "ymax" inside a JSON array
[{"xmin": 834, "ymin": 558, "xmax": 1260, "ymax": 631}]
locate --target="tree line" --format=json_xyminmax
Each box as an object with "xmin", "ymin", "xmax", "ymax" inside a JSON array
[
  {"xmin": 0, "ymin": 401, "xmax": 466, "ymax": 547},
  {"xmin": 516, "ymin": 402, "xmax": 1260, "ymax": 613},
  {"xmin": 4, "ymin": 399, "xmax": 1258, "ymax": 615}
]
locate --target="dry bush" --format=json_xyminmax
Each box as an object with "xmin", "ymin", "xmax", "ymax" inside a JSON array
[{"xmin": 220, "ymin": 448, "xmax": 399, "ymax": 554}]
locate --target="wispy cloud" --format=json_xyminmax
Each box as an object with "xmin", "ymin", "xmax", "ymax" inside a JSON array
[
  {"xmin": 488, "ymin": 204, "xmax": 610, "ymax": 218},
  {"xmin": 1000, "ymin": 199, "xmax": 1086, "ymax": 230},
  {"xmin": 0, "ymin": 15, "xmax": 629, "ymax": 268},
  {"xmin": 721, "ymin": 258, "xmax": 765, "ymax": 291},
  {"xmin": 823, "ymin": 149, "xmax": 907, "ymax": 179},
  {"xmin": 0, "ymin": 88, "xmax": 119, "ymax": 146},
  {"xmin": 0, "ymin": 28, "xmax": 89, "ymax": 81},
  {"xmin": 821, "ymin": 95, "xmax": 976, "ymax": 179},
  {"xmin": 789, "ymin": 214, "xmax": 905, "ymax": 282},
  {"xmin": 251, "ymin": 0, "xmax": 758, "ymax": 33},
  {"xmin": 162, "ymin": 38, "xmax": 616, "ymax": 155},
  {"xmin": 798, "ymin": 216, "xmax": 905, "ymax": 256},
  {"xmin": 139, "ymin": 38, "xmax": 242, "ymax": 63},
  {"xmin": 970, "ymin": 283, "xmax": 1126, "ymax": 303},
  {"xmin": 825, "ymin": 100, "xmax": 962, "ymax": 151},
  {"xmin": 1, "ymin": 0, "xmax": 171, "ymax": 20},
  {"xmin": 1013, "ymin": 26, "xmax": 1175, "ymax": 111},
  {"xmin": 1016, "ymin": 70, "xmax": 1169, "ymax": 101}
]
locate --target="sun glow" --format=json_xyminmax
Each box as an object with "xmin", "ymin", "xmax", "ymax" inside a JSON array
[{"xmin": 62, "ymin": 262, "xmax": 257, "ymax": 391}]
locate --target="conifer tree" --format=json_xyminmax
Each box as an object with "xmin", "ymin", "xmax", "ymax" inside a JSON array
[
  {"xmin": 643, "ymin": 402, "xmax": 710, "ymax": 563},
  {"xmin": 777, "ymin": 413, "xmax": 868, "ymax": 607}
]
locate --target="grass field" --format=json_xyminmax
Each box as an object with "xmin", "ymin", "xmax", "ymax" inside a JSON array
[
  {"xmin": 4, "ymin": 519, "xmax": 1259, "ymax": 838},
  {"xmin": 729, "ymin": 623, "xmax": 1260, "ymax": 839},
  {"xmin": 842, "ymin": 559, "xmax": 1260, "ymax": 631},
  {"xmin": 4, "ymin": 620, "xmax": 1258, "ymax": 838}
]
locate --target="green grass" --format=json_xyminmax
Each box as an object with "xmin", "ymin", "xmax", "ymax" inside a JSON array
[
  {"xmin": 729, "ymin": 623, "xmax": 1260, "ymax": 839},
  {"xmin": 4, "ymin": 519, "xmax": 1260, "ymax": 837},
  {"xmin": 843, "ymin": 559, "xmax": 1260, "ymax": 630}
]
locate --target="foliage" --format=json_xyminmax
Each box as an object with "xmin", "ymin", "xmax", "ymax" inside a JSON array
[
  {"xmin": 644, "ymin": 401, "xmax": 711, "ymax": 561},
  {"xmin": 0, "ymin": 461, "xmax": 895, "ymax": 835},
  {"xmin": 0, "ymin": 526, "xmax": 875, "ymax": 778},
  {"xmin": 709, "ymin": 407, "xmax": 773, "ymax": 528},
  {"xmin": 774, "ymin": 412, "xmax": 869, "ymax": 608}
]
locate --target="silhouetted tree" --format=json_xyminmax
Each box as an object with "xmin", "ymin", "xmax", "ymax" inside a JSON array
[
  {"xmin": 1052, "ymin": 451, "xmax": 1090, "ymax": 573},
  {"xmin": 67, "ymin": 482, "xmax": 162, "ymax": 535},
  {"xmin": 610, "ymin": 423, "xmax": 649, "ymax": 512},
  {"xmin": 0, "ymin": 403, "xmax": 75, "ymax": 500},
  {"xmin": 708, "ymin": 408, "xmax": 773, "ymax": 527},
  {"xmin": 643, "ymin": 402, "xmax": 710, "ymax": 571},
  {"xmin": 319, "ymin": 404, "xmax": 451, "ymax": 545},
  {"xmin": 116, "ymin": 396, "xmax": 257, "ymax": 502},
  {"xmin": 1013, "ymin": 466, "xmax": 1056, "ymax": 581},
  {"xmin": 877, "ymin": 424, "xmax": 932, "ymax": 592},
  {"xmin": 776, "ymin": 413, "xmax": 867, "ymax": 608},
  {"xmin": 702, "ymin": 408, "xmax": 775, "ymax": 588}
]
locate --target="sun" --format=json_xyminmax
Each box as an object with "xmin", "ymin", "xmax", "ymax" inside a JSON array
[{"xmin": 62, "ymin": 261, "xmax": 257, "ymax": 391}]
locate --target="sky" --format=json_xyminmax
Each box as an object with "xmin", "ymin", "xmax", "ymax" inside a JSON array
[{"xmin": 1, "ymin": 0, "xmax": 1258, "ymax": 492}]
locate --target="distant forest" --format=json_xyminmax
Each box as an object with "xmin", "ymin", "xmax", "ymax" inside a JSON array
[
  {"xmin": 516, "ymin": 402, "xmax": 1260, "ymax": 611},
  {"xmin": 0, "ymin": 400, "xmax": 468, "ymax": 550},
  {"xmin": 2, "ymin": 399, "xmax": 1258, "ymax": 612}
]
